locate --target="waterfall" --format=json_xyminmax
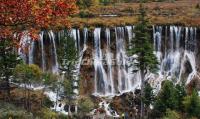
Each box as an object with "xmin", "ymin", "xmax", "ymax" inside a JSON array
[
  {"xmin": 71, "ymin": 29, "xmax": 77, "ymax": 49},
  {"xmin": 115, "ymin": 27, "xmax": 129, "ymax": 92},
  {"xmin": 18, "ymin": 32, "xmax": 29, "ymax": 63},
  {"xmin": 152, "ymin": 26, "xmax": 197, "ymax": 89},
  {"xmin": 126, "ymin": 26, "xmax": 138, "ymax": 91},
  {"xmin": 153, "ymin": 26, "xmax": 162, "ymax": 62},
  {"xmin": 77, "ymin": 30, "xmax": 81, "ymax": 54},
  {"xmin": 105, "ymin": 28, "xmax": 114, "ymax": 94},
  {"xmin": 40, "ymin": 31, "xmax": 46, "ymax": 71},
  {"xmin": 126, "ymin": 26, "xmax": 133, "ymax": 49},
  {"xmin": 93, "ymin": 28, "xmax": 108, "ymax": 95},
  {"xmin": 28, "ymin": 38, "xmax": 35, "ymax": 64},
  {"xmin": 184, "ymin": 27, "xmax": 197, "ymax": 84},
  {"xmin": 18, "ymin": 25, "xmax": 199, "ymax": 96},
  {"xmin": 49, "ymin": 30, "xmax": 59, "ymax": 73}
]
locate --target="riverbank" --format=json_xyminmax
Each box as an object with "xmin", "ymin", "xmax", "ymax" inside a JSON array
[{"xmin": 70, "ymin": 0, "xmax": 200, "ymax": 28}]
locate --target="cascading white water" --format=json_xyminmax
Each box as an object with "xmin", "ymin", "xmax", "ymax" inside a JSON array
[
  {"xmin": 126, "ymin": 26, "xmax": 133, "ymax": 49},
  {"xmin": 151, "ymin": 26, "xmax": 198, "ymax": 91},
  {"xmin": 71, "ymin": 29, "xmax": 78, "ymax": 49},
  {"xmin": 28, "ymin": 40, "xmax": 35, "ymax": 64},
  {"xmin": 19, "ymin": 26, "xmax": 199, "ymax": 96},
  {"xmin": 105, "ymin": 28, "xmax": 114, "ymax": 94},
  {"xmin": 39, "ymin": 31, "xmax": 46, "ymax": 71},
  {"xmin": 49, "ymin": 30, "xmax": 59, "ymax": 73},
  {"xmin": 18, "ymin": 32, "xmax": 29, "ymax": 63},
  {"xmin": 115, "ymin": 27, "xmax": 130, "ymax": 93},
  {"xmin": 93, "ymin": 28, "xmax": 108, "ymax": 95},
  {"xmin": 153, "ymin": 26, "xmax": 162, "ymax": 62},
  {"xmin": 77, "ymin": 30, "xmax": 81, "ymax": 54}
]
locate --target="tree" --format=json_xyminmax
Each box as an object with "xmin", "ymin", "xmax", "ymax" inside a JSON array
[
  {"xmin": 174, "ymin": 84, "xmax": 186, "ymax": 111},
  {"xmin": 0, "ymin": 39, "xmax": 20, "ymax": 99},
  {"xmin": 41, "ymin": 72, "xmax": 58, "ymax": 108},
  {"xmin": 143, "ymin": 82, "xmax": 154, "ymax": 117},
  {"xmin": 152, "ymin": 80, "xmax": 180, "ymax": 118},
  {"xmin": 14, "ymin": 64, "xmax": 42, "ymax": 111},
  {"xmin": 183, "ymin": 90, "xmax": 200, "ymax": 118},
  {"xmin": 57, "ymin": 33, "xmax": 78, "ymax": 115},
  {"xmin": 57, "ymin": 34, "xmax": 78, "ymax": 76},
  {"xmin": 128, "ymin": 3, "xmax": 158, "ymax": 118},
  {"xmin": 0, "ymin": 0, "xmax": 78, "ymax": 100},
  {"xmin": 0, "ymin": 0, "xmax": 78, "ymax": 40}
]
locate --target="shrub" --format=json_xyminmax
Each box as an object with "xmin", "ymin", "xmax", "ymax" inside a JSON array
[
  {"xmin": 77, "ymin": 97, "xmax": 94, "ymax": 117},
  {"xmin": 0, "ymin": 102, "xmax": 33, "ymax": 119}
]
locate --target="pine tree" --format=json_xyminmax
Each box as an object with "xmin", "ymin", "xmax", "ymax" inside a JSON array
[
  {"xmin": 0, "ymin": 40, "xmax": 20, "ymax": 99},
  {"xmin": 57, "ymin": 32, "xmax": 78, "ymax": 115},
  {"xmin": 152, "ymin": 80, "xmax": 179, "ymax": 118},
  {"xmin": 143, "ymin": 82, "xmax": 154, "ymax": 117},
  {"xmin": 128, "ymin": 3, "xmax": 158, "ymax": 118},
  {"xmin": 183, "ymin": 89, "xmax": 200, "ymax": 118}
]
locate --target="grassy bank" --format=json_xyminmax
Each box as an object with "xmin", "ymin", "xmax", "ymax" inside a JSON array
[{"xmin": 71, "ymin": 0, "xmax": 200, "ymax": 27}]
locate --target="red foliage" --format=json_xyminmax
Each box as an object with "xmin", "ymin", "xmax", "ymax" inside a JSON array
[{"xmin": 0, "ymin": 0, "xmax": 78, "ymax": 40}]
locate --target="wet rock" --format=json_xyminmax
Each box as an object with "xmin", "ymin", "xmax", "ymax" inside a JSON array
[{"xmin": 110, "ymin": 91, "xmax": 140, "ymax": 118}]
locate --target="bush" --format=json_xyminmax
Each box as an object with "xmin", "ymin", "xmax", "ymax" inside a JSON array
[
  {"xmin": 77, "ymin": 0, "xmax": 99, "ymax": 9},
  {"xmin": 162, "ymin": 109, "xmax": 181, "ymax": 119},
  {"xmin": 0, "ymin": 102, "xmax": 33, "ymax": 119},
  {"xmin": 77, "ymin": 97, "xmax": 94, "ymax": 117},
  {"xmin": 79, "ymin": 10, "xmax": 95, "ymax": 18},
  {"xmin": 43, "ymin": 96, "xmax": 54, "ymax": 108},
  {"xmin": 35, "ymin": 108, "xmax": 69, "ymax": 119},
  {"xmin": 183, "ymin": 90, "xmax": 200, "ymax": 118}
]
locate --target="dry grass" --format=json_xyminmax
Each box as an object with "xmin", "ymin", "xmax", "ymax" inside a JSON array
[{"xmin": 71, "ymin": 0, "xmax": 200, "ymax": 27}]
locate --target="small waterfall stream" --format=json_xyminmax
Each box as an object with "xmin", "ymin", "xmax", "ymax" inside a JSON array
[
  {"xmin": 115, "ymin": 27, "xmax": 128, "ymax": 92},
  {"xmin": 105, "ymin": 28, "xmax": 114, "ymax": 94},
  {"xmin": 40, "ymin": 31, "xmax": 46, "ymax": 71},
  {"xmin": 93, "ymin": 28, "xmax": 108, "ymax": 95},
  {"xmin": 28, "ymin": 40, "xmax": 35, "ymax": 64},
  {"xmin": 49, "ymin": 30, "xmax": 59, "ymax": 73}
]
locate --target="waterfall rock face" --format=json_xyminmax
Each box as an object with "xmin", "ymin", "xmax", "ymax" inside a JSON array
[{"xmin": 19, "ymin": 26, "xmax": 200, "ymax": 96}]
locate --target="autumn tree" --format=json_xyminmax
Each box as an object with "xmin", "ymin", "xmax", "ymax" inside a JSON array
[
  {"xmin": 128, "ymin": 3, "xmax": 158, "ymax": 118},
  {"xmin": 0, "ymin": 0, "xmax": 78, "ymax": 101},
  {"xmin": 0, "ymin": 0, "xmax": 78, "ymax": 40}
]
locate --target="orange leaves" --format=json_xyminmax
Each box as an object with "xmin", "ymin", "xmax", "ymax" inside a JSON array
[{"xmin": 0, "ymin": 0, "xmax": 78, "ymax": 40}]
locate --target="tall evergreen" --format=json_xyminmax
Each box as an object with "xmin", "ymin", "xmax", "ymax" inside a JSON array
[
  {"xmin": 143, "ymin": 82, "xmax": 154, "ymax": 117},
  {"xmin": 0, "ymin": 40, "xmax": 20, "ymax": 98},
  {"xmin": 57, "ymin": 32, "xmax": 78, "ymax": 115},
  {"xmin": 128, "ymin": 3, "xmax": 158, "ymax": 118},
  {"xmin": 183, "ymin": 89, "xmax": 200, "ymax": 118},
  {"xmin": 153, "ymin": 81, "xmax": 178, "ymax": 117}
]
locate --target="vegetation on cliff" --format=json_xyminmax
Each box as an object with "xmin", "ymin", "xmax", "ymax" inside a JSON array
[{"xmin": 72, "ymin": 0, "xmax": 200, "ymax": 27}]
